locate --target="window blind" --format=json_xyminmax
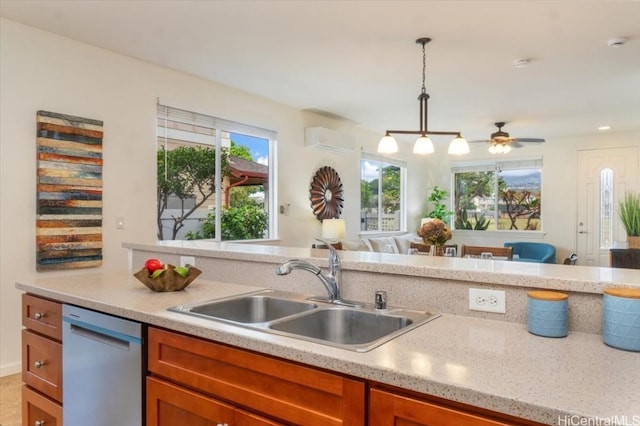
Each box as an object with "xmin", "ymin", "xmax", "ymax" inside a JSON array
[{"xmin": 157, "ymin": 103, "xmax": 276, "ymax": 140}]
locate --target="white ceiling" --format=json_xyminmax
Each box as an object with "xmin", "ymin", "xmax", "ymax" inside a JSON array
[{"xmin": 2, "ymin": 0, "xmax": 639, "ymax": 145}]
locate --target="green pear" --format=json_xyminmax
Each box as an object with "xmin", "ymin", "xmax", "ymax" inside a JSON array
[
  {"xmin": 151, "ymin": 268, "xmax": 166, "ymax": 279},
  {"xmin": 174, "ymin": 266, "xmax": 189, "ymax": 278}
]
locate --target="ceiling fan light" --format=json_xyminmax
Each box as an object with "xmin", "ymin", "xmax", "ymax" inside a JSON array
[
  {"xmin": 413, "ymin": 136, "xmax": 434, "ymax": 154},
  {"xmin": 488, "ymin": 145, "xmax": 497, "ymax": 154},
  {"xmin": 503, "ymin": 144, "xmax": 512, "ymax": 153},
  {"xmin": 448, "ymin": 136, "xmax": 469, "ymax": 155},
  {"xmin": 495, "ymin": 144, "xmax": 504, "ymax": 154},
  {"xmin": 378, "ymin": 134, "xmax": 398, "ymax": 154}
]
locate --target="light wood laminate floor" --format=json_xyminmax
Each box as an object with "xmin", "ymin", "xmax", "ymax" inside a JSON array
[{"xmin": 0, "ymin": 373, "xmax": 21, "ymax": 426}]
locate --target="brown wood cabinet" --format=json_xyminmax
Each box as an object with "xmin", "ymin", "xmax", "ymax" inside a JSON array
[
  {"xmin": 22, "ymin": 385, "xmax": 62, "ymax": 426},
  {"xmin": 147, "ymin": 327, "xmax": 365, "ymax": 426},
  {"xmin": 147, "ymin": 376, "xmax": 235, "ymax": 426},
  {"xmin": 21, "ymin": 294, "xmax": 63, "ymax": 425},
  {"xmin": 610, "ymin": 248, "xmax": 640, "ymax": 269},
  {"xmin": 147, "ymin": 376, "xmax": 282, "ymax": 426},
  {"xmin": 369, "ymin": 388, "xmax": 543, "ymax": 426}
]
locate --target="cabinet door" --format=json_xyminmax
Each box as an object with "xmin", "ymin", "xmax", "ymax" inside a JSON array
[
  {"xmin": 22, "ymin": 385, "xmax": 62, "ymax": 426},
  {"xmin": 147, "ymin": 376, "xmax": 234, "ymax": 426},
  {"xmin": 369, "ymin": 388, "xmax": 511, "ymax": 426},
  {"xmin": 148, "ymin": 327, "xmax": 365, "ymax": 426}
]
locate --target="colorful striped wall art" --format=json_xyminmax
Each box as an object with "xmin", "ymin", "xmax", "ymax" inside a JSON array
[{"xmin": 36, "ymin": 110, "xmax": 103, "ymax": 271}]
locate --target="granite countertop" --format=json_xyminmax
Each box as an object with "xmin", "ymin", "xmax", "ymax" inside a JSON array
[
  {"xmin": 16, "ymin": 271, "xmax": 640, "ymax": 425},
  {"xmin": 124, "ymin": 240, "xmax": 640, "ymax": 294}
]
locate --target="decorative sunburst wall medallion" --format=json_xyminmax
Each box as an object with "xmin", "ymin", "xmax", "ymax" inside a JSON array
[{"xmin": 309, "ymin": 166, "xmax": 344, "ymax": 220}]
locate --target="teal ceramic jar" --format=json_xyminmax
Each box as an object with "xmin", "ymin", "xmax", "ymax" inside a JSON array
[
  {"xmin": 603, "ymin": 288, "xmax": 640, "ymax": 352},
  {"xmin": 527, "ymin": 291, "xmax": 568, "ymax": 338}
]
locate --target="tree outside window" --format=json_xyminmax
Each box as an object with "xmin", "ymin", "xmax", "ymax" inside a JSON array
[{"xmin": 361, "ymin": 158, "xmax": 405, "ymax": 232}]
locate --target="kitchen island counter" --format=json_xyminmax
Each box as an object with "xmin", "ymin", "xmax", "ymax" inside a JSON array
[{"xmin": 17, "ymin": 271, "xmax": 640, "ymax": 425}]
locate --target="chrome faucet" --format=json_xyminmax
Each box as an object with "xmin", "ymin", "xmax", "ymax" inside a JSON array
[{"xmin": 276, "ymin": 239, "xmax": 362, "ymax": 307}]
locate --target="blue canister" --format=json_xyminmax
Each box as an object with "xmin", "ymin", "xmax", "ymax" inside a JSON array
[
  {"xmin": 603, "ymin": 287, "xmax": 640, "ymax": 352},
  {"xmin": 527, "ymin": 291, "xmax": 568, "ymax": 338}
]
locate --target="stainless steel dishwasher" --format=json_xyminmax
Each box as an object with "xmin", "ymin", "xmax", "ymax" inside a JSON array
[{"xmin": 63, "ymin": 304, "xmax": 143, "ymax": 426}]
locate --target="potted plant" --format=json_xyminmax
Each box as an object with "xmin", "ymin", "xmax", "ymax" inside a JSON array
[
  {"xmin": 425, "ymin": 186, "xmax": 453, "ymax": 223},
  {"xmin": 417, "ymin": 219, "xmax": 452, "ymax": 256},
  {"xmin": 618, "ymin": 191, "xmax": 640, "ymax": 249}
]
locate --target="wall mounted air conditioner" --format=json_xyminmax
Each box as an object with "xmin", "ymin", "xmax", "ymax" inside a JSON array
[{"xmin": 304, "ymin": 127, "xmax": 355, "ymax": 153}]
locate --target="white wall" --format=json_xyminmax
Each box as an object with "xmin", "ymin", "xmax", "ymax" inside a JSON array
[
  {"xmin": 0, "ymin": 19, "xmax": 433, "ymax": 375},
  {"xmin": 3, "ymin": 18, "xmax": 637, "ymax": 375}
]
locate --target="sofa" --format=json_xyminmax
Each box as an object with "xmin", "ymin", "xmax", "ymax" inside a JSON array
[
  {"xmin": 360, "ymin": 233, "xmax": 419, "ymax": 254},
  {"xmin": 504, "ymin": 242, "xmax": 556, "ymax": 264}
]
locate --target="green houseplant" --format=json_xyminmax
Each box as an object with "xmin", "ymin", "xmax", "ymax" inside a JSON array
[
  {"xmin": 619, "ymin": 191, "xmax": 640, "ymax": 249},
  {"xmin": 425, "ymin": 186, "xmax": 453, "ymax": 223}
]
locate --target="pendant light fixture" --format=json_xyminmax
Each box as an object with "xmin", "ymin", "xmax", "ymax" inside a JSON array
[{"xmin": 378, "ymin": 38, "xmax": 469, "ymax": 156}]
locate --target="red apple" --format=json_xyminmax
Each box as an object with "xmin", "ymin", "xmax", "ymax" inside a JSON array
[{"xmin": 145, "ymin": 258, "xmax": 164, "ymax": 274}]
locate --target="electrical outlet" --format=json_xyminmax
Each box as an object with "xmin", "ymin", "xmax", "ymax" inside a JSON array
[
  {"xmin": 469, "ymin": 288, "xmax": 506, "ymax": 313},
  {"xmin": 180, "ymin": 256, "xmax": 195, "ymax": 267}
]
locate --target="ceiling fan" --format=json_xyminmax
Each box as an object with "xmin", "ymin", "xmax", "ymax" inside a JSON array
[{"xmin": 470, "ymin": 122, "xmax": 545, "ymax": 154}]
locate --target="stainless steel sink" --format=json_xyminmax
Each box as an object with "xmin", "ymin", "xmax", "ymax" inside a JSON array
[
  {"xmin": 269, "ymin": 308, "xmax": 416, "ymax": 347},
  {"xmin": 169, "ymin": 290, "xmax": 440, "ymax": 352},
  {"xmin": 170, "ymin": 291, "xmax": 317, "ymax": 323}
]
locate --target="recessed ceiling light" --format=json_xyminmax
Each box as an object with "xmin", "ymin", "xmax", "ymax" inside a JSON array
[
  {"xmin": 607, "ymin": 37, "xmax": 626, "ymax": 48},
  {"xmin": 598, "ymin": 126, "xmax": 611, "ymax": 131}
]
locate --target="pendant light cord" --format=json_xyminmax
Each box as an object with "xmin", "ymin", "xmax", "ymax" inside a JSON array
[{"xmin": 421, "ymin": 41, "xmax": 427, "ymax": 94}]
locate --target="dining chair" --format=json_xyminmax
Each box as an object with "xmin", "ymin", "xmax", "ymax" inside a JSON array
[
  {"xmin": 460, "ymin": 245, "xmax": 513, "ymax": 260},
  {"xmin": 410, "ymin": 242, "xmax": 458, "ymax": 255}
]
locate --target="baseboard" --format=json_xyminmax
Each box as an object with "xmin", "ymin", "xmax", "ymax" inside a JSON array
[{"xmin": 0, "ymin": 361, "xmax": 21, "ymax": 377}]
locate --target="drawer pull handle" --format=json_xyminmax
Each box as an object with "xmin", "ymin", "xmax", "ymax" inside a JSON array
[
  {"xmin": 34, "ymin": 312, "xmax": 46, "ymax": 320},
  {"xmin": 34, "ymin": 361, "xmax": 46, "ymax": 368},
  {"xmin": 35, "ymin": 420, "xmax": 45, "ymax": 426},
  {"xmin": 216, "ymin": 424, "xmax": 228, "ymax": 426}
]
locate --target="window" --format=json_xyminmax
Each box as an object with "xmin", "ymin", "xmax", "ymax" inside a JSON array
[
  {"xmin": 157, "ymin": 104, "xmax": 276, "ymax": 241},
  {"xmin": 452, "ymin": 158, "xmax": 542, "ymax": 231},
  {"xmin": 600, "ymin": 168, "xmax": 614, "ymax": 249},
  {"xmin": 360, "ymin": 155, "xmax": 406, "ymax": 233}
]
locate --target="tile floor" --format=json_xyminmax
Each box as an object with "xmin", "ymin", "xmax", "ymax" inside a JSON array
[{"xmin": 0, "ymin": 373, "xmax": 21, "ymax": 426}]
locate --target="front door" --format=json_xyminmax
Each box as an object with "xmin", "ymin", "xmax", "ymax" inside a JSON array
[{"xmin": 577, "ymin": 146, "xmax": 639, "ymax": 266}]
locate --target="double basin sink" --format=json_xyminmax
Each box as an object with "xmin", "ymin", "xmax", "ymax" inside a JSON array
[{"xmin": 169, "ymin": 290, "xmax": 440, "ymax": 352}]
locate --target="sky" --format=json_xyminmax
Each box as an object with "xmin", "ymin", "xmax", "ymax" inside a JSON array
[{"xmin": 230, "ymin": 132, "xmax": 269, "ymax": 165}]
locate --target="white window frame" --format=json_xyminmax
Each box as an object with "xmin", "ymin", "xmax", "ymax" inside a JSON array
[
  {"xmin": 157, "ymin": 103, "xmax": 277, "ymax": 242},
  {"xmin": 451, "ymin": 157, "xmax": 544, "ymax": 236},
  {"xmin": 359, "ymin": 153, "xmax": 407, "ymax": 235}
]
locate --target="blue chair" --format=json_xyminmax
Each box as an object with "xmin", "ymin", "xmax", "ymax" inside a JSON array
[{"xmin": 504, "ymin": 242, "xmax": 556, "ymax": 264}]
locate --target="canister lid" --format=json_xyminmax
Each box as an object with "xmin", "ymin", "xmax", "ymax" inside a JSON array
[
  {"xmin": 603, "ymin": 287, "xmax": 640, "ymax": 299},
  {"xmin": 527, "ymin": 290, "xmax": 568, "ymax": 301}
]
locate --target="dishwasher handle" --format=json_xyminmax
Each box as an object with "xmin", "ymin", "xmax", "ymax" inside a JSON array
[{"xmin": 64, "ymin": 317, "xmax": 141, "ymax": 351}]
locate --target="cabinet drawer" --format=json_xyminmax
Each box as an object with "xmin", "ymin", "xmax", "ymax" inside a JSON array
[
  {"xmin": 22, "ymin": 330, "xmax": 62, "ymax": 402},
  {"xmin": 148, "ymin": 327, "xmax": 365, "ymax": 426},
  {"xmin": 22, "ymin": 294, "xmax": 62, "ymax": 341},
  {"xmin": 147, "ymin": 376, "xmax": 234, "ymax": 426},
  {"xmin": 22, "ymin": 384, "xmax": 63, "ymax": 426}
]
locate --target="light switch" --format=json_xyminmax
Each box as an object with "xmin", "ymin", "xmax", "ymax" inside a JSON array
[{"xmin": 116, "ymin": 216, "xmax": 125, "ymax": 229}]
